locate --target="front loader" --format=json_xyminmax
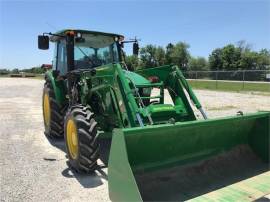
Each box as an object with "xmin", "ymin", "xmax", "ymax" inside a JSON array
[{"xmin": 38, "ymin": 29, "xmax": 270, "ymax": 201}]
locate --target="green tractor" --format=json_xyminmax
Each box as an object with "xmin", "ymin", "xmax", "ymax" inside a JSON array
[{"xmin": 38, "ymin": 29, "xmax": 270, "ymax": 201}]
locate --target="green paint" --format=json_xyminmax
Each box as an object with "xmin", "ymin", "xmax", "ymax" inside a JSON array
[
  {"xmin": 124, "ymin": 70, "xmax": 151, "ymax": 86},
  {"xmin": 173, "ymin": 66, "xmax": 202, "ymax": 109},
  {"xmin": 109, "ymin": 112, "xmax": 270, "ymax": 201},
  {"xmin": 190, "ymin": 171, "xmax": 270, "ymax": 202},
  {"xmin": 45, "ymin": 70, "xmax": 67, "ymax": 105},
  {"xmin": 108, "ymin": 129, "xmax": 142, "ymax": 202}
]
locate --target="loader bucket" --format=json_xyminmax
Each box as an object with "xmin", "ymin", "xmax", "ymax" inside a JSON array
[{"xmin": 108, "ymin": 112, "xmax": 270, "ymax": 201}]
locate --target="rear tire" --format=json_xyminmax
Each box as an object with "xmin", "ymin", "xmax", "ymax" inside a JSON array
[
  {"xmin": 42, "ymin": 78, "xmax": 65, "ymax": 138},
  {"xmin": 64, "ymin": 105, "xmax": 99, "ymax": 173}
]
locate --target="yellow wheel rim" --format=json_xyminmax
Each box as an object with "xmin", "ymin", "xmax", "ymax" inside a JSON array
[
  {"xmin": 43, "ymin": 93, "xmax": 51, "ymax": 127},
  {"xmin": 66, "ymin": 119, "xmax": 78, "ymax": 159}
]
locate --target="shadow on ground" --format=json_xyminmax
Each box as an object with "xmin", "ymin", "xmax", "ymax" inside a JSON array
[
  {"xmin": 44, "ymin": 137, "xmax": 111, "ymax": 188},
  {"xmin": 61, "ymin": 163, "xmax": 108, "ymax": 188}
]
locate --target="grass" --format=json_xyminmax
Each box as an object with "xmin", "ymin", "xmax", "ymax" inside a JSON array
[
  {"xmin": 0, "ymin": 75, "xmax": 9, "ymax": 78},
  {"xmin": 188, "ymin": 80, "xmax": 270, "ymax": 93}
]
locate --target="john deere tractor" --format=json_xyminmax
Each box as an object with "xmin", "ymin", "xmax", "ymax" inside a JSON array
[{"xmin": 38, "ymin": 29, "xmax": 270, "ymax": 201}]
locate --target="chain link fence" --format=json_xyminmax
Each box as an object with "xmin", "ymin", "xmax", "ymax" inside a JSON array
[
  {"xmin": 183, "ymin": 70, "xmax": 270, "ymax": 92},
  {"xmin": 183, "ymin": 70, "xmax": 270, "ymax": 82}
]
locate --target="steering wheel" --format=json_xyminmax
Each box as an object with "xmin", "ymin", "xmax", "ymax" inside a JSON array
[{"xmin": 83, "ymin": 56, "xmax": 94, "ymax": 68}]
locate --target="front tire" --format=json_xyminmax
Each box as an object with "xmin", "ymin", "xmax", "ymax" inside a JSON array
[{"xmin": 64, "ymin": 105, "xmax": 99, "ymax": 173}]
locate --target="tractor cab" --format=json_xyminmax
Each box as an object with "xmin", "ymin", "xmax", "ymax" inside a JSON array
[{"xmin": 39, "ymin": 29, "xmax": 127, "ymax": 75}]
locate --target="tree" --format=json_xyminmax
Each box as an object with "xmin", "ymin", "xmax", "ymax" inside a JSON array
[
  {"xmin": 256, "ymin": 49, "xmax": 270, "ymax": 70},
  {"xmin": 0, "ymin": 69, "xmax": 10, "ymax": 75},
  {"xmin": 208, "ymin": 43, "xmax": 270, "ymax": 71},
  {"xmin": 209, "ymin": 45, "xmax": 242, "ymax": 70},
  {"xmin": 209, "ymin": 48, "xmax": 223, "ymax": 70},
  {"xmin": 167, "ymin": 42, "xmax": 190, "ymax": 70},
  {"xmin": 239, "ymin": 50, "xmax": 258, "ymax": 70},
  {"xmin": 188, "ymin": 57, "xmax": 209, "ymax": 71},
  {"xmin": 139, "ymin": 45, "xmax": 166, "ymax": 68},
  {"xmin": 124, "ymin": 40, "xmax": 269, "ymax": 72},
  {"xmin": 11, "ymin": 68, "xmax": 19, "ymax": 74},
  {"xmin": 221, "ymin": 44, "xmax": 241, "ymax": 70},
  {"xmin": 21, "ymin": 66, "xmax": 45, "ymax": 74},
  {"xmin": 155, "ymin": 46, "xmax": 166, "ymax": 66},
  {"xmin": 140, "ymin": 45, "xmax": 157, "ymax": 67},
  {"xmin": 125, "ymin": 55, "xmax": 139, "ymax": 71},
  {"xmin": 165, "ymin": 43, "xmax": 174, "ymax": 64},
  {"xmin": 237, "ymin": 40, "xmax": 252, "ymax": 53}
]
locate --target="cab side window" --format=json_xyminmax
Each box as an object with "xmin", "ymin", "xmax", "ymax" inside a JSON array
[
  {"xmin": 57, "ymin": 41, "xmax": 67, "ymax": 75},
  {"xmin": 52, "ymin": 43, "xmax": 58, "ymax": 70}
]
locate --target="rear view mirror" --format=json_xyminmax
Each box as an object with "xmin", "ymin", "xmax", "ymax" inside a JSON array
[
  {"xmin": 133, "ymin": 42, "xmax": 139, "ymax": 55},
  {"xmin": 38, "ymin": 35, "xmax": 49, "ymax": 50}
]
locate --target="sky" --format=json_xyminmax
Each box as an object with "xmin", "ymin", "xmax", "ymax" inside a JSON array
[{"xmin": 0, "ymin": 0, "xmax": 269, "ymax": 69}]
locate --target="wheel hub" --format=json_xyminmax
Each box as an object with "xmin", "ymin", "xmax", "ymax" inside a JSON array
[
  {"xmin": 43, "ymin": 93, "xmax": 51, "ymax": 127},
  {"xmin": 66, "ymin": 119, "xmax": 78, "ymax": 159}
]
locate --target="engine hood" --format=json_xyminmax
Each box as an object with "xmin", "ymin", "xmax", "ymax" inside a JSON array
[{"xmin": 124, "ymin": 70, "xmax": 151, "ymax": 86}]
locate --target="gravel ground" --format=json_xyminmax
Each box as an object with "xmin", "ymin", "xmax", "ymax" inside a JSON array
[
  {"xmin": 194, "ymin": 89, "xmax": 270, "ymax": 118},
  {"xmin": 0, "ymin": 78, "xmax": 269, "ymax": 201}
]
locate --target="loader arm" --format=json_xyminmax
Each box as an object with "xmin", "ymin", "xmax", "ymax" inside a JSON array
[
  {"xmin": 114, "ymin": 64, "xmax": 200, "ymax": 126},
  {"xmin": 108, "ymin": 66, "xmax": 270, "ymax": 202}
]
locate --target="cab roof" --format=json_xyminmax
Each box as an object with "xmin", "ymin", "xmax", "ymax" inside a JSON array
[{"xmin": 50, "ymin": 29, "xmax": 124, "ymax": 42}]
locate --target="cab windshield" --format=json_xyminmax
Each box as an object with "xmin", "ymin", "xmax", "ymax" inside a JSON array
[{"xmin": 74, "ymin": 34, "xmax": 119, "ymax": 69}]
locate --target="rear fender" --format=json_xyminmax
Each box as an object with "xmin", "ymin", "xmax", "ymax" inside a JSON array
[{"xmin": 45, "ymin": 71, "xmax": 67, "ymax": 106}]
